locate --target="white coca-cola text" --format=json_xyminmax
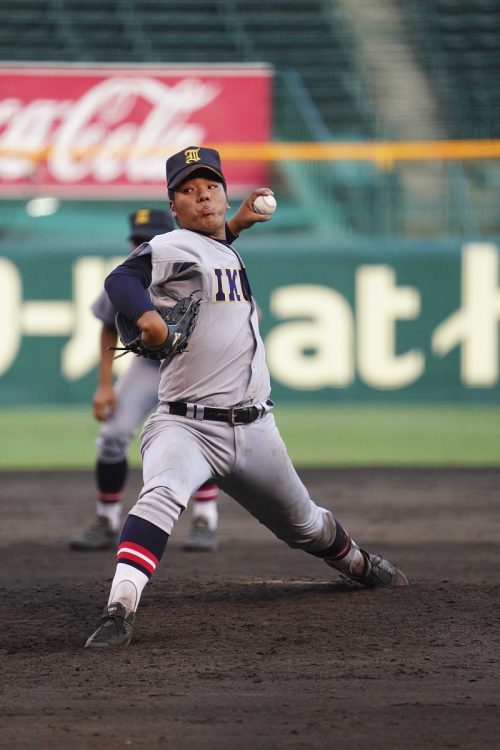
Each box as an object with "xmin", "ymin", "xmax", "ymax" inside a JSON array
[{"xmin": 0, "ymin": 76, "xmax": 220, "ymax": 184}]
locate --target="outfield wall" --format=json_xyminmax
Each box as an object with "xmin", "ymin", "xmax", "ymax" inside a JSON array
[{"xmin": 2, "ymin": 235, "xmax": 500, "ymax": 404}]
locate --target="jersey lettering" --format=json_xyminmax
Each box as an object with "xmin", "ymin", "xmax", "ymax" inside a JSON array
[
  {"xmin": 226, "ymin": 269, "xmax": 241, "ymax": 301},
  {"xmin": 214, "ymin": 268, "xmax": 225, "ymax": 301},
  {"xmin": 212, "ymin": 267, "xmax": 249, "ymax": 302}
]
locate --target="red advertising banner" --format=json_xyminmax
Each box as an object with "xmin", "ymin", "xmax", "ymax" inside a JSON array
[{"xmin": 0, "ymin": 64, "xmax": 272, "ymax": 197}]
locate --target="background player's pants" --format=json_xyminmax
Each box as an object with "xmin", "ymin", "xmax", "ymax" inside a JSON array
[
  {"xmin": 97, "ymin": 357, "xmax": 159, "ymax": 464},
  {"xmin": 93, "ymin": 358, "xmax": 218, "ymax": 531},
  {"xmin": 132, "ymin": 410, "xmax": 335, "ymax": 554}
]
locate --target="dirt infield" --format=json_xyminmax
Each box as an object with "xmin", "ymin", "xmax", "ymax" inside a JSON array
[{"xmin": 1, "ymin": 467, "xmax": 499, "ymax": 750}]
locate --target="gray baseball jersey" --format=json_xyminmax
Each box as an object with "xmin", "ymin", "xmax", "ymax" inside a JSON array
[
  {"xmin": 129, "ymin": 230, "xmax": 336, "ymax": 555},
  {"xmin": 146, "ymin": 229, "xmax": 269, "ymax": 406},
  {"xmin": 91, "ymin": 289, "xmax": 118, "ymax": 329}
]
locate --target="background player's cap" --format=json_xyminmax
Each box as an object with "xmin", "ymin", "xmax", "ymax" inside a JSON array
[
  {"xmin": 166, "ymin": 146, "xmax": 226, "ymax": 190},
  {"xmin": 128, "ymin": 208, "xmax": 174, "ymax": 242}
]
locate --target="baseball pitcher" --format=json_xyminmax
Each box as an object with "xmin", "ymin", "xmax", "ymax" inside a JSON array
[{"xmin": 85, "ymin": 146, "xmax": 409, "ymax": 648}]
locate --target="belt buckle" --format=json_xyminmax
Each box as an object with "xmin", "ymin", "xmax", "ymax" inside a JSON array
[{"xmin": 228, "ymin": 406, "xmax": 244, "ymax": 425}]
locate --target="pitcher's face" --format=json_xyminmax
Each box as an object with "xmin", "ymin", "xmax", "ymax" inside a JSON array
[{"xmin": 170, "ymin": 177, "xmax": 229, "ymax": 239}]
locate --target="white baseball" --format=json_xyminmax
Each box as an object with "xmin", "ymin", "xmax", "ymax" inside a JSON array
[{"xmin": 253, "ymin": 194, "xmax": 277, "ymax": 215}]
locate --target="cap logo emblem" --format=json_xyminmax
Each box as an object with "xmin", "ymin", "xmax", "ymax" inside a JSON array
[
  {"xmin": 135, "ymin": 209, "xmax": 151, "ymax": 225},
  {"xmin": 184, "ymin": 148, "xmax": 201, "ymax": 164}
]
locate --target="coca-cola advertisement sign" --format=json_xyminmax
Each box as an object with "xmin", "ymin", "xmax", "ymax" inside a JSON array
[{"xmin": 0, "ymin": 64, "xmax": 272, "ymax": 197}]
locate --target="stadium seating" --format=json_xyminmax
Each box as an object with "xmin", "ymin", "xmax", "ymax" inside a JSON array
[
  {"xmin": 405, "ymin": 0, "xmax": 500, "ymax": 140},
  {"xmin": 0, "ymin": 0, "xmax": 499, "ymax": 237}
]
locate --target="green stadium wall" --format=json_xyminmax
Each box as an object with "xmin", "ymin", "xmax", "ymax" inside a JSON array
[{"xmin": 2, "ymin": 235, "xmax": 500, "ymax": 405}]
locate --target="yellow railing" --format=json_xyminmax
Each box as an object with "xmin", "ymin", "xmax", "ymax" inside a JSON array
[
  {"xmin": 214, "ymin": 140, "xmax": 500, "ymax": 162},
  {"xmin": 2, "ymin": 140, "xmax": 500, "ymax": 165}
]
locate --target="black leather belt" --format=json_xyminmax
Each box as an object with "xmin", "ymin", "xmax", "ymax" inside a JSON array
[{"xmin": 168, "ymin": 399, "xmax": 273, "ymax": 425}]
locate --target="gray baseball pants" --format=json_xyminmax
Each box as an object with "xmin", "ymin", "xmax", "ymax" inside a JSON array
[{"xmin": 131, "ymin": 410, "xmax": 336, "ymax": 553}]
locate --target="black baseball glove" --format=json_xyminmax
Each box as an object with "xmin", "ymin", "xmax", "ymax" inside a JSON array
[{"xmin": 113, "ymin": 295, "xmax": 201, "ymax": 362}]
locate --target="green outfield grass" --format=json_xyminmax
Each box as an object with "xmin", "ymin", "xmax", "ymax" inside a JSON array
[{"xmin": 0, "ymin": 404, "xmax": 499, "ymax": 469}]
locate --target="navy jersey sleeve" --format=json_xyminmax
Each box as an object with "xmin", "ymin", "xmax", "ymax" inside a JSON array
[
  {"xmin": 104, "ymin": 253, "xmax": 155, "ymax": 323},
  {"xmin": 225, "ymin": 222, "xmax": 239, "ymax": 245}
]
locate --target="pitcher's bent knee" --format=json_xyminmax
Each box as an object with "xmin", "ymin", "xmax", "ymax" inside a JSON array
[
  {"xmin": 279, "ymin": 508, "xmax": 336, "ymax": 555},
  {"xmin": 131, "ymin": 485, "xmax": 187, "ymax": 536}
]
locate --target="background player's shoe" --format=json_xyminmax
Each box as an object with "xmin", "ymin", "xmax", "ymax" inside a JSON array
[
  {"xmin": 183, "ymin": 518, "xmax": 218, "ymax": 552},
  {"xmin": 355, "ymin": 550, "xmax": 410, "ymax": 587},
  {"xmin": 69, "ymin": 516, "xmax": 118, "ymax": 551},
  {"xmin": 85, "ymin": 602, "xmax": 135, "ymax": 648}
]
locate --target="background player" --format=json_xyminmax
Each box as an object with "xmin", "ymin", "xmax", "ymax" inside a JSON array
[
  {"xmin": 85, "ymin": 146, "xmax": 409, "ymax": 648},
  {"xmin": 69, "ymin": 209, "xmax": 219, "ymax": 553}
]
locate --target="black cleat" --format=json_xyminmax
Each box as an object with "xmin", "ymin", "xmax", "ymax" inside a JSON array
[
  {"xmin": 84, "ymin": 603, "xmax": 135, "ymax": 648},
  {"xmin": 355, "ymin": 550, "xmax": 410, "ymax": 587}
]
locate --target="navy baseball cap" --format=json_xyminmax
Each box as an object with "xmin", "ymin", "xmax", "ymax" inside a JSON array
[
  {"xmin": 128, "ymin": 208, "xmax": 174, "ymax": 242},
  {"xmin": 166, "ymin": 146, "xmax": 226, "ymax": 190}
]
